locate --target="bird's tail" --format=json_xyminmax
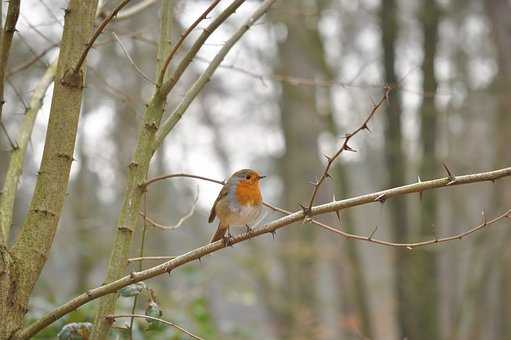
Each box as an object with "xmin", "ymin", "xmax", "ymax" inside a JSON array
[{"xmin": 210, "ymin": 224, "xmax": 228, "ymax": 243}]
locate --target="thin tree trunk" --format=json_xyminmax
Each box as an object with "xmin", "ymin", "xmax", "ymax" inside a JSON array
[
  {"xmin": 413, "ymin": 1, "xmax": 441, "ymax": 339},
  {"xmin": 0, "ymin": 1, "xmax": 98, "ymax": 338},
  {"xmin": 380, "ymin": 0, "xmax": 412, "ymax": 338},
  {"xmin": 485, "ymin": 0, "xmax": 511, "ymax": 338},
  {"xmin": 272, "ymin": 4, "xmax": 322, "ymax": 337}
]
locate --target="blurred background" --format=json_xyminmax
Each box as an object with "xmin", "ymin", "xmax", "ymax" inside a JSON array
[{"xmin": 1, "ymin": 0, "xmax": 510, "ymax": 339}]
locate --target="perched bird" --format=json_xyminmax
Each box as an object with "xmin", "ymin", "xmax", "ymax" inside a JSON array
[{"xmin": 208, "ymin": 169, "xmax": 265, "ymax": 243}]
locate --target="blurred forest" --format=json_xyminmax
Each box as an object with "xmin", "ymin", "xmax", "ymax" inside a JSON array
[{"xmin": 1, "ymin": 0, "xmax": 511, "ymax": 339}]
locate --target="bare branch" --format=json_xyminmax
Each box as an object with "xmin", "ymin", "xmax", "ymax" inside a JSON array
[
  {"xmin": 112, "ymin": 32, "xmax": 156, "ymax": 85},
  {"xmin": 106, "ymin": 314, "xmax": 204, "ymax": 340},
  {"xmin": 156, "ymin": 0, "xmax": 222, "ymax": 87},
  {"xmin": 17, "ymin": 166, "xmax": 511, "ymax": 338},
  {"xmin": 139, "ymin": 186, "xmax": 199, "ymax": 230},
  {"xmin": 73, "ymin": 0, "xmax": 132, "ymax": 73},
  {"xmin": 306, "ymin": 86, "xmax": 391, "ymax": 213},
  {"xmin": 128, "ymin": 256, "xmax": 175, "ymax": 263},
  {"xmin": 157, "ymin": 0, "xmax": 246, "ymax": 97},
  {"xmin": 154, "ymin": 0, "xmax": 277, "ymax": 149},
  {"xmin": 0, "ymin": 0, "xmax": 20, "ymax": 121}
]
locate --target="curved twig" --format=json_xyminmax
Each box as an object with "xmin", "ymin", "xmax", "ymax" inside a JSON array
[{"xmin": 107, "ymin": 314, "xmax": 204, "ymax": 340}]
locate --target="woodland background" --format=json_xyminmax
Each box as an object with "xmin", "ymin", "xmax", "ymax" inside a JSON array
[{"xmin": 1, "ymin": 0, "xmax": 510, "ymax": 339}]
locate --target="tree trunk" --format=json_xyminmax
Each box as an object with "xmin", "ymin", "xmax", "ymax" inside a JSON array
[
  {"xmin": 413, "ymin": 1, "xmax": 441, "ymax": 339},
  {"xmin": 272, "ymin": 4, "xmax": 323, "ymax": 338},
  {"xmin": 380, "ymin": 0, "xmax": 412, "ymax": 338},
  {"xmin": 0, "ymin": 0, "xmax": 98, "ymax": 338}
]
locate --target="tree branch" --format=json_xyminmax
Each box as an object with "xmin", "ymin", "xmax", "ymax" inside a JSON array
[
  {"xmin": 153, "ymin": 0, "xmax": 277, "ymax": 150},
  {"xmin": 106, "ymin": 314, "xmax": 204, "ymax": 340},
  {"xmin": 306, "ymin": 86, "xmax": 391, "ymax": 214},
  {"xmin": 0, "ymin": 0, "xmax": 20, "ymax": 121},
  {"xmin": 0, "ymin": 61, "xmax": 57, "ymax": 245},
  {"xmin": 17, "ymin": 166, "xmax": 511, "ymax": 339},
  {"xmin": 73, "ymin": 0, "xmax": 132, "ymax": 74},
  {"xmin": 156, "ymin": 0, "xmax": 222, "ymax": 87},
  {"xmin": 157, "ymin": 0, "xmax": 246, "ymax": 97}
]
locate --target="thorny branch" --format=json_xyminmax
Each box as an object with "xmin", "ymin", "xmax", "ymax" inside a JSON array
[
  {"xmin": 17, "ymin": 166, "xmax": 511, "ymax": 338},
  {"xmin": 306, "ymin": 86, "xmax": 391, "ymax": 214}
]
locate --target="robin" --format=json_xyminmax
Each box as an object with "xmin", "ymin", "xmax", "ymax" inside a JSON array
[{"xmin": 208, "ymin": 169, "xmax": 265, "ymax": 244}]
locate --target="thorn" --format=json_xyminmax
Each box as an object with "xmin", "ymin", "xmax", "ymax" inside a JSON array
[
  {"xmin": 298, "ymin": 203, "xmax": 311, "ymax": 216},
  {"xmin": 442, "ymin": 162, "xmax": 456, "ymax": 184},
  {"xmin": 417, "ymin": 175, "xmax": 422, "ymax": 183},
  {"xmin": 324, "ymin": 171, "xmax": 332, "ymax": 179},
  {"xmin": 368, "ymin": 225, "xmax": 378, "ymax": 240},
  {"xmin": 481, "ymin": 210, "xmax": 487, "ymax": 226},
  {"xmin": 271, "ymin": 230, "xmax": 276, "ymax": 239},
  {"xmin": 197, "ymin": 257, "xmax": 202, "ymax": 264},
  {"xmin": 335, "ymin": 209, "xmax": 342, "ymax": 224},
  {"xmin": 374, "ymin": 193, "xmax": 386, "ymax": 203},
  {"xmin": 343, "ymin": 144, "xmax": 357, "ymax": 152},
  {"xmin": 406, "ymin": 246, "xmax": 413, "ymax": 250},
  {"xmin": 323, "ymin": 153, "xmax": 333, "ymax": 162},
  {"xmin": 309, "ymin": 180, "xmax": 319, "ymax": 187},
  {"xmin": 361, "ymin": 123, "xmax": 371, "ymax": 133}
]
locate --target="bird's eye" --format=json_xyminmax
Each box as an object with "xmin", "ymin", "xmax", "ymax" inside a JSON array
[{"xmin": 246, "ymin": 175, "xmax": 251, "ymax": 180}]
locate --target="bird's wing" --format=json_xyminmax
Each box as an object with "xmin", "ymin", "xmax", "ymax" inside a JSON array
[{"xmin": 208, "ymin": 185, "xmax": 229, "ymax": 223}]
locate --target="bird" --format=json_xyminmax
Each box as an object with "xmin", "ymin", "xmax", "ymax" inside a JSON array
[{"xmin": 208, "ymin": 169, "xmax": 265, "ymax": 244}]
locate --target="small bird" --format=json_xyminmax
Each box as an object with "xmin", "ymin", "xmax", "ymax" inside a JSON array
[{"xmin": 208, "ymin": 169, "xmax": 265, "ymax": 244}]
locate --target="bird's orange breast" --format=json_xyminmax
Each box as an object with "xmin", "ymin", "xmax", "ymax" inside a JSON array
[{"xmin": 235, "ymin": 181, "xmax": 262, "ymax": 206}]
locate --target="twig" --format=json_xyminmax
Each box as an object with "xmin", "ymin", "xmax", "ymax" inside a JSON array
[
  {"xmin": 7, "ymin": 44, "xmax": 58, "ymax": 77},
  {"xmin": 156, "ymin": 0, "xmax": 222, "ymax": 86},
  {"xmin": 112, "ymin": 32, "xmax": 156, "ymax": 85},
  {"xmin": 128, "ymin": 256, "xmax": 175, "ymax": 263},
  {"xmin": 107, "ymin": 314, "xmax": 204, "ymax": 340},
  {"xmin": 144, "ymin": 173, "xmax": 225, "ymax": 187},
  {"xmin": 0, "ymin": 0, "xmax": 20, "ymax": 121},
  {"xmin": 263, "ymin": 202, "xmax": 511, "ymax": 248},
  {"xmin": 138, "ymin": 186, "xmax": 199, "ymax": 230},
  {"xmin": 17, "ymin": 166, "xmax": 511, "ymax": 339},
  {"xmin": 306, "ymin": 86, "xmax": 391, "ymax": 214},
  {"xmin": 73, "ymin": 0, "xmax": 132, "ymax": 73},
  {"xmin": 157, "ymin": 0, "xmax": 246, "ymax": 97}
]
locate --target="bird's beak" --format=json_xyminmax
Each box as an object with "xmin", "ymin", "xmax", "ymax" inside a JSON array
[{"xmin": 259, "ymin": 175, "xmax": 267, "ymax": 180}]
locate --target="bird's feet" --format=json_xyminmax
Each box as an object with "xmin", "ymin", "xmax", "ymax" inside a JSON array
[
  {"xmin": 245, "ymin": 224, "xmax": 253, "ymax": 233},
  {"xmin": 223, "ymin": 231, "xmax": 234, "ymax": 247}
]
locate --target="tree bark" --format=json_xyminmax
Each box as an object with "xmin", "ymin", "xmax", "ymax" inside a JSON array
[{"xmin": 0, "ymin": 1, "xmax": 98, "ymax": 338}]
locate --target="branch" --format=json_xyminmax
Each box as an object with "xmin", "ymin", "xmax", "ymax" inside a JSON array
[
  {"xmin": 156, "ymin": 0, "xmax": 222, "ymax": 87},
  {"xmin": 18, "ymin": 166, "xmax": 511, "ymax": 338},
  {"xmin": 128, "ymin": 256, "xmax": 175, "ymax": 263},
  {"xmin": 153, "ymin": 0, "xmax": 278, "ymax": 149},
  {"xmin": 0, "ymin": 0, "xmax": 20, "ymax": 121},
  {"xmin": 157, "ymin": 0, "xmax": 246, "ymax": 97},
  {"xmin": 106, "ymin": 314, "xmax": 204, "ymax": 340},
  {"xmin": 7, "ymin": 44, "xmax": 58, "ymax": 77},
  {"xmin": 73, "ymin": 0, "xmax": 132, "ymax": 73},
  {"xmin": 138, "ymin": 186, "xmax": 199, "ymax": 230},
  {"xmin": 306, "ymin": 86, "xmax": 391, "ymax": 214},
  {"xmin": 112, "ymin": 32, "xmax": 155, "ymax": 85},
  {"xmin": 264, "ymin": 202, "xmax": 511, "ymax": 249},
  {"xmin": 0, "ymin": 61, "xmax": 57, "ymax": 244}
]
